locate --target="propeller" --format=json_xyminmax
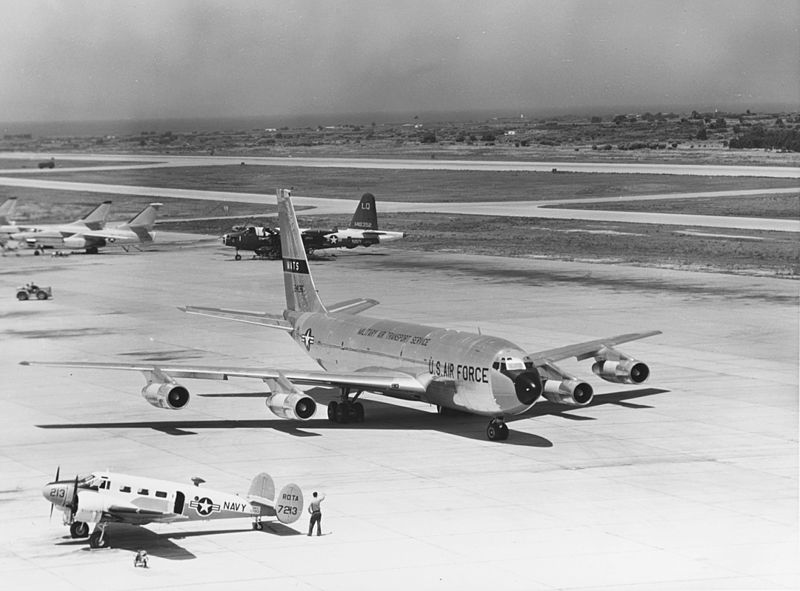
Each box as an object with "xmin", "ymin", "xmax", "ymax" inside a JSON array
[{"xmin": 49, "ymin": 466, "xmax": 60, "ymax": 520}]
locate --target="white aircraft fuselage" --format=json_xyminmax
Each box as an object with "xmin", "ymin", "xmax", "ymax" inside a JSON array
[{"xmin": 290, "ymin": 310, "xmax": 537, "ymax": 416}]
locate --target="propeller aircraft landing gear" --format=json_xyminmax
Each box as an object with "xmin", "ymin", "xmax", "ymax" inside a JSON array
[
  {"xmin": 327, "ymin": 388, "xmax": 365, "ymax": 424},
  {"xmin": 88, "ymin": 523, "xmax": 108, "ymax": 549},
  {"xmin": 486, "ymin": 418, "xmax": 509, "ymax": 441},
  {"xmin": 69, "ymin": 521, "xmax": 89, "ymax": 538}
]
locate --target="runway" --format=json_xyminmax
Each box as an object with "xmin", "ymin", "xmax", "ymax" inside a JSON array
[
  {"xmin": 3, "ymin": 151, "xmax": 800, "ymax": 178},
  {"xmin": 0, "ymin": 172, "xmax": 797, "ymax": 232},
  {"xmin": 1, "ymin": 244, "xmax": 797, "ymax": 590}
]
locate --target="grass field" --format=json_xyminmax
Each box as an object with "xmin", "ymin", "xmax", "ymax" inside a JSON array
[{"xmin": 4, "ymin": 165, "xmax": 799, "ymax": 202}]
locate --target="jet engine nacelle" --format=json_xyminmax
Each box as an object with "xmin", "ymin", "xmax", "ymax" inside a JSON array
[
  {"xmin": 141, "ymin": 382, "xmax": 190, "ymax": 409},
  {"xmin": 542, "ymin": 378, "xmax": 594, "ymax": 406},
  {"xmin": 592, "ymin": 359, "xmax": 650, "ymax": 384},
  {"xmin": 62, "ymin": 235, "xmax": 88, "ymax": 249},
  {"xmin": 265, "ymin": 392, "xmax": 316, "ymax": 420}
]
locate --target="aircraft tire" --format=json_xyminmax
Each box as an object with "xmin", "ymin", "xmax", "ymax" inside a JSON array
[
  {"xmin": 335, "ymin": 404, "xmax": 347, "ymax": 423},
  {"xmin": 354, "ymin": 402, "xmax": 365, "ymax": 423},
  {"xmin": 88, "ymin": 531, "xmax": 106, "ymax": 549},
  {"xmin": 486, "ymin": 421, "xmax": 509, "ymax": 441},
  {"xmin": 34, "ymin": 250, "xmax": 41, "ymax": 256},
  {"xmin": 70, "ymin": 521, "xmax": 89, "ymax": 538},
  {"xmin": 235, "ymin": 253, "xmax": 241, "ymax": 261},
  {"xmin": 327, "ymin": 401, "xmax": 338, "ymax": 421}
]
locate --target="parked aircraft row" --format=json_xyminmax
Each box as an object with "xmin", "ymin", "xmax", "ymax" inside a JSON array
[
  {"xmin": 24, "ymin": 190, "xmax": 660, "ymax": 441},
  {"xmin": 0, "ymin": 197, "xmax": 160, "ymax": 254},
  {"xmin": 222, "ymin": 192, "xmax": 405, "ymax": 259}
]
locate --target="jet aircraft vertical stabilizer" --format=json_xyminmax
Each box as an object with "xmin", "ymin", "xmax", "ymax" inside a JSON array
[{"xmin": 278, "ymin": 189, "xmax": 327, "ymax": 314}]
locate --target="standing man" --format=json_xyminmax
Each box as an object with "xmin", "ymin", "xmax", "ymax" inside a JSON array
[{"xmin": 307, "ymin": 491, "xmax": 325, "ymax": 536}]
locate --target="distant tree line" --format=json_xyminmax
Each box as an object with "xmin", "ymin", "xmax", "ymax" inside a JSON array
[{"xmin": 728, "ymin": 125, "xmax": 800, "ymax": 152}]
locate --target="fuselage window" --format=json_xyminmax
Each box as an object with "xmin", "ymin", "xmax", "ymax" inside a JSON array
[
  {"xmin": 120, "ymin": 486, "xmax": 131, "ymax": 493},
  {"xmin": 155, "ymin": 491, "xmax": 168, "ymax": 498},
  {"xmin": 138, "ymin": 488, "xmax": 149, "ymax": 496}
]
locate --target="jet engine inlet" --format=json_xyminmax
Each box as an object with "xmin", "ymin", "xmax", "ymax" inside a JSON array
[
  {"xmin": 592, "ymin": 360, "xmax": 650, "ymax": 384},
  {"xmin": 513, "ymin": 370, "xmax": 543, "ymax": 405},
  {"xmin": 141, "ymin": 383, "xmax": 190, "ymax": 409},
  {"xmin": 266, "ymin": 393, "xmax": 317, "ymax": 420}
]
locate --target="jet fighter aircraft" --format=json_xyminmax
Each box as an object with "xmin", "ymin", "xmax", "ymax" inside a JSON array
[
  {"xmin": 0, "ymin": 197, "xmax": 32, "ymax": 246},
  {"xmin": 42, "ymin": 467, "xmax": 303, "ymax": 549},
  {"xmin": 12, "ymin": 202, "xmax": 161, "ymax": 254},
  {"xmin": 24, "ymin": 189, "xmax": 660, "ymax": 441},
  {"xmin": 222, "ymin": 192, "xmax": 405, "ymax": 259}
]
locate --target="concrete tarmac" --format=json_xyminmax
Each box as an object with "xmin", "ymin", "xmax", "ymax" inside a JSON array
[{"xmin": 0, "ymin": 244, "xmax": 797, "ymax": 590}]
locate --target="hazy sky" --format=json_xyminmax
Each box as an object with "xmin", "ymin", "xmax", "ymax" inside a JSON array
[{"xmin": 1, "ymin": 0, "xmax": 798, "ymax": 123}]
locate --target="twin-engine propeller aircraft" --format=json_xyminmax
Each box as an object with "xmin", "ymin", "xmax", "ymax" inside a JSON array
[
  {"xmin": 222, "ymin": 192, "xmax": 405, "ymax": 259},
  {"xmin": 23, "ymin": 189, "xmax": 660, "ymax": 441},
  {"xmin": 42, "ymin": 467, "xmax": 303, "ymax": 548},
  {"xmin": 11, "ymin": 202, "xmax": 161, "ymax": 254}
]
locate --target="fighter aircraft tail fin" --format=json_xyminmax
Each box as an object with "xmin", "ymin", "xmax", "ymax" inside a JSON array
[
  {"xmin": 122, "ymin": 202, "xmax": 161, "ymax": 242},
  {"xmin": 0, "ymin": 197, "xmax": 17, "ymax": 225},
  {"xmin": 277, "ymin": 189, "xmax": 327, "ymax": 314},
  {"xmin": 349, "ymin": 192, "xmax": 378, "ymax": 230},
  {"xmin": 79, "ymin": 201, "xmax": 112, "ymax": 230}
]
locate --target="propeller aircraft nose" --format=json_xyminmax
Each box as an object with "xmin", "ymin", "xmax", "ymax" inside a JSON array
[{"xmin": 43, "ymin": 483, "xmax": 69, "ymax": 507}]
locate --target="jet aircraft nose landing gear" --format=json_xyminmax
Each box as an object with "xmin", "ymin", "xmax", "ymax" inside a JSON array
[{"xmin": 486, "ymin": 418, "xmax": 509, "ymax": 441}]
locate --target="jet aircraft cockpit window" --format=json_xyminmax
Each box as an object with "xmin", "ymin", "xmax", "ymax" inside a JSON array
[
  {"xmin": 155, "ymin": 491, "xmax": 168, "ymax": 498},
  {"xmin": 138, "ymin": 488, "xmax": 149, "ymax": 496},
  {"xmin": 120, "ymin": 486, "xmax": 131, "ymax": 493},
  {"xmin": 493, "ymin": 356, "xmax": 527, "ymax": 372}
]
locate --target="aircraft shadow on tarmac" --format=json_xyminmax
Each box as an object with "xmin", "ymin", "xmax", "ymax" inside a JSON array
[
  {"xmin": 55, "ymin": 521, "xmax": 299, "ymax": 560},
  {"xmin": 36, "ymin": 387, "xmax": 668, "ymax": 447}
]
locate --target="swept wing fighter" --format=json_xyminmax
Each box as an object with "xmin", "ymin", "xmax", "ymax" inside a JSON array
[
  {"xmin": 24, "ymin": 189, "xmax": 660, "ymax": 441},
  {"xmin": 12, "ymin": 202, "xmax": 161, "ymax": 254},
  {"xmin": 43, "ymin": 467, "xmax": 303, "ymax": 548},
  {"xmin": 222, "ymin": 192, "xmax": 404, "ymax": 259}
]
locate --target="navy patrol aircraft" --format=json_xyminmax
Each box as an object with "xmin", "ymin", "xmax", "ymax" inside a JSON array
[
  {"xmin": 43, "ymin": 467, "xmax": 303, "ymax": 548},
  {"xmin": 12, "ymin": 202, "xmax": 161, "ymax": 254},
  {"xmin": 222, "ymin": 192, "xmax": 405, "ymax": 260},
  {"xmin": 24, "ymin": 190, "xmax": 660, "ymax": 441}
]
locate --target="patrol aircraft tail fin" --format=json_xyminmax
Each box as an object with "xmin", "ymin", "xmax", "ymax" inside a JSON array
[
  {"xmin": 277, "ymin": 189, "xmax": 327, "ymax": 314},
  {"xmin": 248, "ymin": 472, "xmax": 276, "ymax": 501},
  {"xmin": 349, "ymin": 192, "xmax": 378, "ymax": 230},
  {"xmin": 79, "ymin": 200, "xmax": 112, "ymax": 230},
  {"xmin": 0, "ymin": 197, "xmax": 17, "ymax": 225}
]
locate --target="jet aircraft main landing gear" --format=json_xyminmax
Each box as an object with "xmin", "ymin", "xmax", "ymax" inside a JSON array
[
  {"xmin": 486, "ymin": 418, "xmax": 509, "ymax": 441},
  {"xmin": 327, "ymin": 388, "xmax": 365, "ymax": 424}
]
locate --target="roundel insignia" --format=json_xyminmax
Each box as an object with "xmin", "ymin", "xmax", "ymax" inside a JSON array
[
  {"xmin": 275, "ymin": 483, "xmax": 304, "ymax": 524},
  {"xmin": 190, "ymin": 496, "xmax": 220, "ymax": 516}
]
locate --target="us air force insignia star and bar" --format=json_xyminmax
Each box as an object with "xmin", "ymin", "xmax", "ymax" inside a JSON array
[
  {"xmin": 190, "ymin": 496, "xmax": 220, "ymax": 516},
  {"xmin": 301, "ymin": 329, "xmax": 315, "ymax": 351}
]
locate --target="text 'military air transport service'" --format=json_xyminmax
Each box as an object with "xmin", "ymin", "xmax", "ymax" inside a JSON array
[
  {"xmin": 24, "ymin": 189, "xmax": 660, "ymax": 441},
  {"xmin": 42, "ymin": 467, "xmax": 303, "ymax": 549}
]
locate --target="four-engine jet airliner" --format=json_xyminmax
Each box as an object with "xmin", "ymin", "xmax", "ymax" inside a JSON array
[
  {"xmin": 12, "ymin": 202, "xmax": 161, "ymax": 254},
  {"xmin": 222, "ymin": 192, "xmax": 405, "ymax": 259},
  {"xmin": 24, "ymin": 189, "xmax": 660, "ymax": 441},
  {"xmin": 43, "ymin": 467, "xmax": 303, "ymax": 548}
]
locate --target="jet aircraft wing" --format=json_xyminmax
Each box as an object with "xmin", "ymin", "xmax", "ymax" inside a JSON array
[
  {"xmin": 21, "ymin": 361, "xmax": 428, "ymax": 395},
  {"xmin": 526, "ymin": 331, "xmax": 662, "ymax": 364}
]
